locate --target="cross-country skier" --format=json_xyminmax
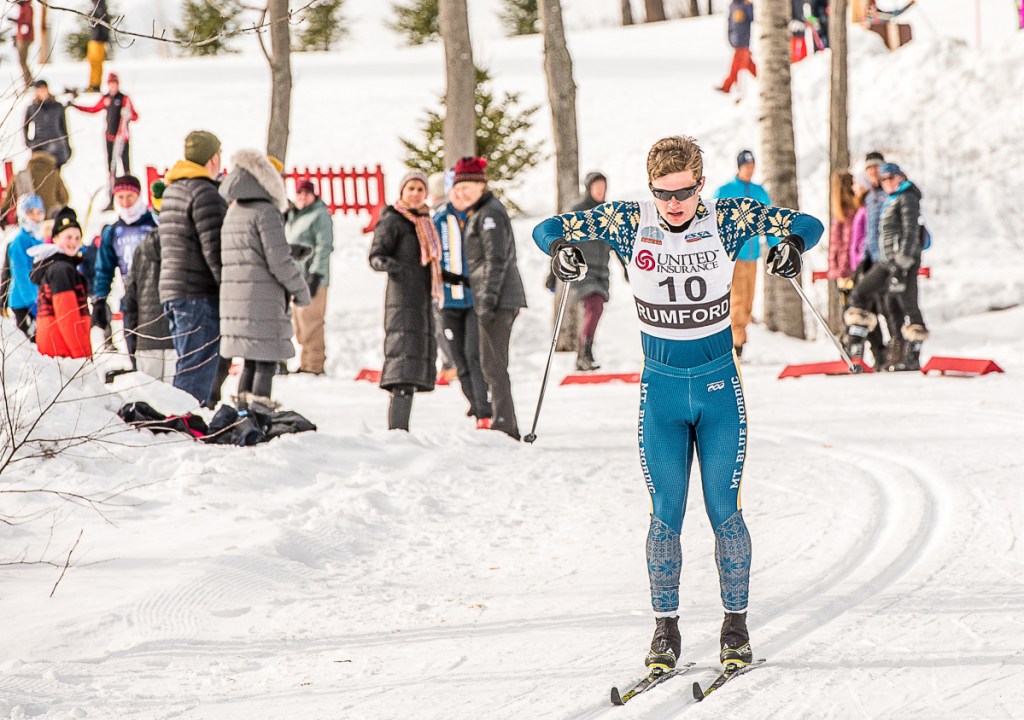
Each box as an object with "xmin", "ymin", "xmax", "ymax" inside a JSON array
[{"xmin": 532, "ymin": 136, "xmax": 823, "ymax": 673}]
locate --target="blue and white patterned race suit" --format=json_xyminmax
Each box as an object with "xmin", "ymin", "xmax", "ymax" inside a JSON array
[{"xmin": 534, "ymin": 196, "xmax": 823, "ymax": 615}]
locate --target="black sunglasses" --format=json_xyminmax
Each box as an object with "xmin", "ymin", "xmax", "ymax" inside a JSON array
[{"xmin": 649, "ymin": 181, "xmax": 702, "ymax": 202}]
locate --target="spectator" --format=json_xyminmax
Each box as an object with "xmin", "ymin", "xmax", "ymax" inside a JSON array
[
  {"xmin": 809, "ymin": 0, "xmax": 830, "ymax": 50},
  {"xmin": 427, "ymin": 169, "xmax": 458, "ymax": 383},
  {"xmin": 0, "ymin": 150, "xmax": 70, "ymax": 224},
  {"xmin": 845, "ymin": 163, "xmax": 928, "ymax": 371},
  {"xmin": 827, "ymin": 170, "xmax": 855, "ymax": 281},
  {"xmin": 435, "ymin": 173, "xmax": 492, "ymax": 427},
  {"xmin": 0, "ymin": 194, "xmax": 46, "ymax": 339},
  {"xmin": 453, "ymin": 156, "xmax": 527, "ymax": 441},
  {"xmin": 23, "ymin": 80, "xmax": 71, "ymax": 169},
  {"xmin": 862, "ymin": 151, "xmax": 887, "ymax": 263},
  {"xmin": 219, "ymin": 150, "xmax": 311, "ymax": 413},
  {"xmin": 124, "ymin": 226, "xmax": 175, "ymax": 382},
  {"xmin": 158, "ymin": 130, "xmax": 228, "ymax": 406},
  {"xmin": 713, "ymin": 149, "xmax": 771, "ymax": 357},
  {"xmin": 86, "ymin": 0, "xmax": 109, "ymax": 93},
  {"xmin": 368, "ymin": 170, "xmax": 443, "ymax": 431},
  {"xmin": 718, "ymin": 0, "xmax": 756, "ymax": 94},
  {"xmin": 848, "ymin": 173, "xmax": 870, "ymax": 271},
  {"xmin": 854, "ymin": 151, "xmax": 897, "ymax": 367},
  {"xmin": 28, "ymin": 207, "xmax": 91, "ymax": 359},
  {"xmin": 285, "ymin": 178, "xmax": 334, "ymax": 375},
  {"xmin": 91, "ymin": 175, "xmax": 157, "ymax": 359},
  {"xmin": 563, "ymin": 171, "xmax": 618, "ymax": 371},
  {"xmin": 11, "ymin": 0, "xmax": 33, "ymax": 89},
  {"xmin": 69, "ymin": 73, "xmax": 138, "ymax": 181}
]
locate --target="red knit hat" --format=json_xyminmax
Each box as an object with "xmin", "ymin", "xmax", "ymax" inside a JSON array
[
  {"xmin": 453, "ymin": 156, "xmax": 488, "ymax": 186},
  {"xmin": 107, "ymin": 72, "xmax": 119, "ymax": 84},
  {"xmin": 112, "ymin": 175, "xmax": 141, "ymax": 196}
]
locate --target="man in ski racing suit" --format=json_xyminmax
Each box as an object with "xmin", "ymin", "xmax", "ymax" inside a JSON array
[{"xmin": 532, "ymin": 136, "xmax": 823, "ymax": 673}]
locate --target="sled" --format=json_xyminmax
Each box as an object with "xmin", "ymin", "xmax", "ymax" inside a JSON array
[
  {"xmin": 920, "ymin": 356, "xmax": 1004, "ymax": 377},
  {"xmin": 560, "ymin": 372, "xmax": 642, "ymax": 386}
]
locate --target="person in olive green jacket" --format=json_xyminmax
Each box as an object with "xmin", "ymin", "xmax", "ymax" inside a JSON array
[{"xmin": 284, "ymin": 178, "xmax": 334, "ymax": 374}]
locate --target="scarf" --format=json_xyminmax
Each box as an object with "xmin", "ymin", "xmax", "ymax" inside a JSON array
[
  {"xmin": 393, "ymin": 200, "xmax": 444, "ymax": 308},
  {"xmin": 117, "ymin": 193, "xmax": 149, "ymax": 226}
]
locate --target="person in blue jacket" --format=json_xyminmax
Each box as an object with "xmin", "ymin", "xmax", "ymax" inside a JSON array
[
  {"xmin": 434, "ymin": 173, "xmax": 492, "ymax": 427},
  {"xmin": 90, "ymin": 175, "xmax": 157, "ymax": 357},
  {"xmin": 713, "ymin": 149, "xmax": 772, "ymax": 357},
  {"xmin": 2, "ymin": 194, "xmax": 46, "ymax": 339},
  {"xmin": 532, "ymin": 136, "xmax": 823, "ymax": 674}
]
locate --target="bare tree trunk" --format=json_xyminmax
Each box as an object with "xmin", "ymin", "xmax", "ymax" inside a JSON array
[
  {"xmin": 644, "ymin": 0, "xmax": 667, "ymax": 22},
  {"xmin": 757, "ymin": 0, "xmax": 805, "ymax": 339},
  {"xmin": 39, "ymin": 3, "xmax": 49, "ymax": 65},
  {"xmin": 264, "ymin": 0, "xmax": 292, "ymax": 164},
  {"xmin": 827, "ymin": 0, "xmax": 850, "ymax": 334},
  {"xmin": 621, "ymin": 0, "xmax": 635, "ymax": 25},
  {"xmin": 539, "ymin": 0, "xmax": 579, "ymax": 213},
  {"xmin": 440, "ymin": 0, "xmax": 476, "ymax": 167},
  {"xmin": 685, "ymin": 0, "xmax": 701, "ymax": 16}
]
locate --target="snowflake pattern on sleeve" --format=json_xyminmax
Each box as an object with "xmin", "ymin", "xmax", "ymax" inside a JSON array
[
  {"xmin": 558, "ymin": 201, "xmax": 640, "ymax": 262},
  {"xmin": 715, "ymin": 197, "xmax": 797, "ymax": 261}
]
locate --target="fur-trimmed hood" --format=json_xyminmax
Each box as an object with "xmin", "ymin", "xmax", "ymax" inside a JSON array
[{"xmin": 220, "ymin": 148, "xmax": 289, "ymax": 212}]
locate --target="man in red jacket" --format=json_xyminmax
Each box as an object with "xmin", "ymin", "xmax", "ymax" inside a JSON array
[
  {"xmin": 11, "ymin": 0, "xmax": 33, "ymax": 89},
  {"xmin": 28, "ymin": 207, "xmax": 92, "ymax": 359}
]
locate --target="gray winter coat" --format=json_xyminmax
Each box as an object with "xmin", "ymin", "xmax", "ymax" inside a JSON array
[
  {"xmin": 124, "ymin": 228, "xmax": 173, "ymax": 352},
  {"xmin": 218, "ymin": 150, "xmax": 311, "ymax": 362},
  {"xmin": 463, "ymin": 191, "xmax": 527, "ymax": 314}
]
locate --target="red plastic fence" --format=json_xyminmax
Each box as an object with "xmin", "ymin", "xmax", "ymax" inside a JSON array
[
  {"xmin": 146, "ymin": 164, "xmax": 386, "ymax": 233},
  {"xmin": 1, "ymin": 161, "xmax": 15, "ymax": 226}
]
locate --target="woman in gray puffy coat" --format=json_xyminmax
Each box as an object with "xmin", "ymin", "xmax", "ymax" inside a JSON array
[{"xmin": 219, "ymin": 149, "xmax": 310, "ymax": 411}]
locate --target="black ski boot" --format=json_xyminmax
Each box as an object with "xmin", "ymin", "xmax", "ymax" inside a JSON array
[
  {"xmin": 645, "ymin": 616, "xmax": 681, "ymax": 672},
  {"xmin": 890, "ymin": 324, "xmax": 927, "ymax": 372},
  {"xmin": 884, "ymin": 336, "xmax": 905, "ymax": 372},
  {"xmin": 719, "ymin": 611, "xmax": 753, "ymax": 668},
  {"xmin": 575, "ymin": 338, "xmax": 601, "ymax": 372}
]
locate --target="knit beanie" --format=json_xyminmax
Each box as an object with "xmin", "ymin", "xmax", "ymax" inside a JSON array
[
  {"xmin": 736, "ymin": 149, "xmax": 755, "ymax": 168},
  {"xmin": 453, "ymin": 156, "xmax": 488, "ymax": 186},
  {"xmin": 184, "ymin": 130, "xmax": 221, "ymax": 166},
  {"xmin": 398, "ymin": 169, "xmax": 429, "ymax": 196},
  {"xmin": 17, "ymin": 193, "xmax": 44, "ymax": 218},
  {"xmin": 52, "ymin": 206, "xmax": 81, "ymax": 237},
  {"xmin": 879, "ymin": 162, "xmax": 903, "ymax": 178},
  {"xmin": 865, "ymin": 151, "xmax": 885, "ymax": 168},
  {"xmin": 113, "ymin": 175, "xmax": 141, "ymax": 196}
]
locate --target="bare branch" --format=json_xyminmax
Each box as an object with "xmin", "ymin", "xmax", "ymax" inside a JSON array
[{"xmin": 49, "ymin": 529, "xmax": 82, "ymax": 597}]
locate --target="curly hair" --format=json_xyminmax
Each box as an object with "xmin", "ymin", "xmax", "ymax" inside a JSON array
[{"xmin": 647, "ymin": 136, "xmax": 704, "ymax": 182}]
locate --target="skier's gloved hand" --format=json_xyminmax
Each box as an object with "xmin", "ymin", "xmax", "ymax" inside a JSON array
[
  {"xmin": 307, "ymin": 273, "xmax": 322, "ymax": 296},
  {"xmin": 91, "ymin": 299, "xmax": 111, "ymax": 330},
  {"xmin": 550, "ymin": 243, "xmax": 588, "ymax": 283},
  {"xmin": 765, "ymin": 236, "xmax": 804, "ymax": 278},
  {"xmin": 370, "ymin": 256, "xmax": 399, "ymax": 274}
]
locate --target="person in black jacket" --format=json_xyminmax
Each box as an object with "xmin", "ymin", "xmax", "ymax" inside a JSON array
[
  {"xmin": 86, "ymin": 0, "xmax": 110, "ymax": 92},
  {"xmin": 125, "ymin": 227, "xmax": 175, "ymax": 381},
  {"xmin": 368, "ymin": 170, "xmax": 443, "ymax": 431},
  {"xmin": 844, "ymin": 163, "xmax": 928, "ymax": 371},
  {"xmin": 158, "ymin": 130, "xmax": 229, "ymax": 405},
  {"xmin": 23, "ymin": 80, "xmax": 72, "ymax": 168},
  {"xmin": 451, "ymin": 157, "xmax": 527, "ymax": 441}
]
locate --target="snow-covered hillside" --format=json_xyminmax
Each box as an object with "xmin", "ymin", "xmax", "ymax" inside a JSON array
[{"xmin": 1, "ymin": 2, "xmax": 1023, "ymax": 718}]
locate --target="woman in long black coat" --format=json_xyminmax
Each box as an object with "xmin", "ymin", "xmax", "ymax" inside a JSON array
[{"xmin": 368, "ymin": 171, "xmax": 444, "ymax": 430}]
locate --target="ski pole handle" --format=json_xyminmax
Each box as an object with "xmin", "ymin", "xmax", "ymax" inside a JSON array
[{"xmin": 524, "ymin": 280, "xmax": 571, "ymax": 443}]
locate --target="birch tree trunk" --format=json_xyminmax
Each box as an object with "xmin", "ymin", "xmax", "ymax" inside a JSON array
[
  {"xmin": 757, "ymin": 0, "xmax": 805, "ymax": 339},
  {"xmin": 440, "ymin": 0, "xmax": 476, "ymax": 166},
  {"xmin": 265, "ymin": 0, "xmax": 292, "ymax": 164},
  {"xmin": 540, "ymin": 0, "xmax": 579, "ymax": 213},
  {"xmin": 828, "ymin": 0, "xmax": 850, "ymax": 333},
  {"xmin": 39, "ymin": 3, "xmax": 49, "ymax": 65},
  {"xmin": 621, "ymin": 0, "xmax": 635, "ymax": 25}
]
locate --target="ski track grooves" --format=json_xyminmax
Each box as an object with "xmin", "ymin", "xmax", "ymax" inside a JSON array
[{"xmin": 576, "ymin": 428, "xmax": 945, "ymax": 720}]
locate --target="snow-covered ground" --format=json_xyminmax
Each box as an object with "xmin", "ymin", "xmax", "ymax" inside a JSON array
[{"xmin": 2, "ymin": 1, "xmax": 1023, "ymax": 718}]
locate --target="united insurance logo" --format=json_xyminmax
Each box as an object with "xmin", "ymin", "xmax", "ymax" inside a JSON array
[{"xmin": 635, "ymin": 249, "xmax": 656, "ymax": 271}]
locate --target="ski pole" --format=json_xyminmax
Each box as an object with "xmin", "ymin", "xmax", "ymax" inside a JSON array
[
  {"xmin": 524, "ymin": 280, "xmax": 572, "ymax": 444},
  {"xmin": 788, "ymin": 277, "xmax": 863, "ymax": 374}
]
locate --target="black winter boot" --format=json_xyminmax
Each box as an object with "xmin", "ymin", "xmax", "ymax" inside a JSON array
[
  {"xmin": 575, "ymin": 338, "xmax": 600, "ymax": 372},
  {"xmin": 645, "ymin": 616, "xmax": 681, "ymax": 671},
  {"xmin": 720, "ymin": 611, "xmax": 753, "ymax": 668},
  {"xmin": 891, "ymin": 324, "xmax": 928, "ymax": 372},
  {"xmin": 884, "ymin": 337, "xmax": 905, "ymax": 372}
]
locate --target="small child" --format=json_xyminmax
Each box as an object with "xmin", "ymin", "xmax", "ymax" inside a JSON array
[
  {"xmin": 28, "ymin": 207, "xmax": 92, "ymax": 359},
  {"xmin": 2, "ymin": 194, "xmax": 46, "ymax": 338}
]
